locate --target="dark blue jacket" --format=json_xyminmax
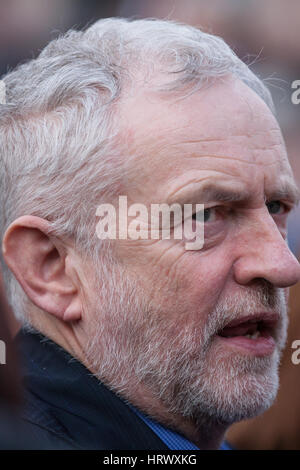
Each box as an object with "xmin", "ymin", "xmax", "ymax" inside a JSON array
[{"xmin": 15, "ymin": 329, "xmax": 169, "ymax": 450}]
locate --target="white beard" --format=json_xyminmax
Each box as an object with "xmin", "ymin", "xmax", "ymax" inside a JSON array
[{"xmin": 84, "ymin": 260, "xmax": 288, "ymax": 427}]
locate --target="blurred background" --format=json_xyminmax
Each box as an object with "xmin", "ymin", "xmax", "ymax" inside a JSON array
[{"xmin": 0, "ymin": 0, "xmax": 299, "ymax": 450}]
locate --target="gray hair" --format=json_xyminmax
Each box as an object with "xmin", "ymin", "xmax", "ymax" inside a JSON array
[{"xmin": 0, "ymin": 17, "xmax": 274, "ymax": 322}]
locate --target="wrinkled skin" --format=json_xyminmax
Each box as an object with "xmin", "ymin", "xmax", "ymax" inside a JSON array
[{"xmin": 4, "ymin": 76, "xmax": 300, "ymax": 449}]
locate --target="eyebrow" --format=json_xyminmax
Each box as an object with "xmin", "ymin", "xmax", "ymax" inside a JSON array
[
  {"xmin": 268, "ymin": 182, "xmax": 300, "ymax": 205},
  {"xmin": 167, "ymin": 180, "xmax": 300, "ymax": 206}
]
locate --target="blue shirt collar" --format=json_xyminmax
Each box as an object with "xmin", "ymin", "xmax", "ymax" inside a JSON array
[{"xmin": 129, "ymin": 403, "xmax": 230, "ymax": 450}]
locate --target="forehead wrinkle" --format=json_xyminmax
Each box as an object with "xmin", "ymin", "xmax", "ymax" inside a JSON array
[
  {"xmin": 174, "ymin": 127, "xmax": 283, "ymax": 144},
  {"xmin": 149, "ymin": 133, "xmax": 286, "ymax": 169},
  {"xmin": 175, "ymin": 137, "xmax": 284, "ymax": 147},
  {"xmin": 124, "ymin": 109, "xmax": 284, "ymax": 172},
  {"xmin": 167, "ymin": 125, "xmax": 285, "ymax": 158},
  {"xmin": 166, "ymin": 177, "xmax": 249, "ymax": 206},
  {"xmin": 182, "ymin": 154, "xmax": 284, "ymax": 167},
  {"xmin": 166, "ymin": 174, "xmax": 299, "ymax": 207}
]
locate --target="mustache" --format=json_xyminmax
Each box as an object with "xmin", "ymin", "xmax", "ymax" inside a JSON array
[{"xmin": 205, "ymin": 280, "xmax": 287, "ymax": 342}]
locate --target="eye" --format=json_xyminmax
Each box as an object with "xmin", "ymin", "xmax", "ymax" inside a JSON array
[
  {"xmin": 193, "ymin": 207, "xmax": 217, "ymax": 223},
  {"xmin": 266, "ymin": 200, "xmax": 286, "ymax": 215}
]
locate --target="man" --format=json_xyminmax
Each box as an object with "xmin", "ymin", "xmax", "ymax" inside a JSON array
[{"xmin": 0, "ymin": 17, "xmax": 300, "ymax": 450}]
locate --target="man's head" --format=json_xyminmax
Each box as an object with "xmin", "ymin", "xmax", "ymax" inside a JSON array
[{"xmin": 1, "ymin": 18, "xmax": 300, "ymax": 444}]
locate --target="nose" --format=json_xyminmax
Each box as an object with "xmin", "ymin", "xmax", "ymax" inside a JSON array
[{"xmin": 233, "ymin": 212, "xmax": 300, "ymax": 288}]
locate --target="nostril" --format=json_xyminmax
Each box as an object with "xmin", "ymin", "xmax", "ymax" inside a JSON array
[{"xmin": 233, "ymin": 246, "xmax": 300, "ymax": 288}]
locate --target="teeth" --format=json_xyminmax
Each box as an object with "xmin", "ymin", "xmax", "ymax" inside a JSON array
[{"xmin": 245, "ymin": 331, "xmax": 261, "ymax": 339}]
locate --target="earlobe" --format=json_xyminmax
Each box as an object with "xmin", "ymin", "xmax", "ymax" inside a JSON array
[
  {"xmin": 2, "ymin": 215, "xmax": 82, "ymax": 322},
  {"xmin": 63, "ymin": 297, "xmax": 82, "ymax": 322}
]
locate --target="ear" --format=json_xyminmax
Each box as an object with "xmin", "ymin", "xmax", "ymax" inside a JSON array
[{"xmin": 2, "ymin": 216, "xmax": 82, "ymax": 322}]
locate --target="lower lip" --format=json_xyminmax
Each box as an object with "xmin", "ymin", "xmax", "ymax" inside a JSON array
[{"xmin": 216, "ymin": 334, "xmax": 276, "ymax": 356}]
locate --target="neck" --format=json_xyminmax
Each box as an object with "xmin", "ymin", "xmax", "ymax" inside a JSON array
[
  {"xmin": 113, "ymin": 380, "xmax": 228, "ymax": 449},
  {"xmin": 81, "ymin": 345, "xmax": 228, "ymax": 450},
  {"xmin": 29, "ymin": 317, "xmax": 228, "ymax": 450}
]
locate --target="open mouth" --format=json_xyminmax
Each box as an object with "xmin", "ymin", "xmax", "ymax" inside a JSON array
[{"xmin": 216, "ymin": 313, "xmax": 279, "ymax": 356}]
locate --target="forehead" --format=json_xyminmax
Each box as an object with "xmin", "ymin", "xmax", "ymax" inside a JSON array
[{"xmin": 119, "ymin": 76, "xmax": 295, "ymax": 202}]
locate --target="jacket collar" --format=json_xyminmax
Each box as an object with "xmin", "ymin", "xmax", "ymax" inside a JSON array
[{"xmin": 16, "ymin": 328, "xmax": 168, "ymax": 450}]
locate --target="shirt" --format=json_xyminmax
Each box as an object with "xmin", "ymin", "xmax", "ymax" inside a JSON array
[{"xmin": 130, "ymin": 404, "xmax": 232, "ymax": 450}]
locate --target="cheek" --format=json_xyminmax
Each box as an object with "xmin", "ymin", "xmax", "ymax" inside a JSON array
[
  {"xmin": 181, "ymin": 257, "xmax": 230, "ymax": 312},
  {"xmin": 115, "ymin": 238, "xmax": 234, "ymax": 323},
  {"xmin": 149, "ymin": 252, "xmax": 233, "ymax": 325}
]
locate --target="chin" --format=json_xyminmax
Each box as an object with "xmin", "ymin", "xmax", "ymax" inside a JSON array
[
  {"xmin": 162, "ymin": 344, "xmax": 281, "ymax": 429},
  {"xmin": 192, "ymin": 350, "xmax": 280, "ymax": 426}
]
